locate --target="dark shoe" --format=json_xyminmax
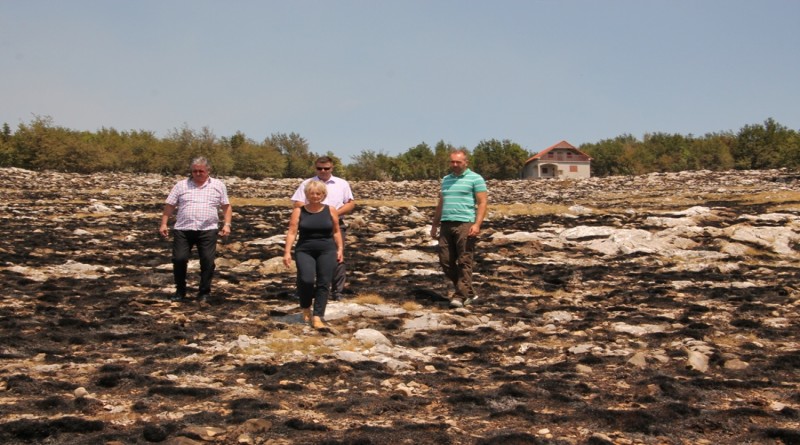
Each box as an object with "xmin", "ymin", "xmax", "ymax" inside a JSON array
[
  {"xmin": 168, "ymin": 292, "xmax": 187, "ymax": 302},
  {"xmin": 331, "ymin": 293, "xmax": 343, "ymax": 302},
  {"xmin": 197, "ymin": 293, "xmax": 211, "ymax": 303}
]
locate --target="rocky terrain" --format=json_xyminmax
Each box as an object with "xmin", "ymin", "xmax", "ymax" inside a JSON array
[{"xmin": 0, "ymin": 167, "xmax": 799, "ymax": 445}]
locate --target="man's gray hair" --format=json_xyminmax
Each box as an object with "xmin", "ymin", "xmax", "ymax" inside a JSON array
[
  {"xmin": 190, "ymin": 157, "xmax": 211, "ymax": 170},
  {"xmin": 450, "ymin": 148, "xmax": 469, "ymax": 160}
]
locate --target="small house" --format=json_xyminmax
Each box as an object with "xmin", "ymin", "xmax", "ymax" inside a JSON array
[{"xmin": 522, "ymin": 140, "xmax": 591, "ymax": 179}]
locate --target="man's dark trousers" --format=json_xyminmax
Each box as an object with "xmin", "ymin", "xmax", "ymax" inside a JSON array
[
  {"xmin": 172, "ymin": 229, "xmax": 217, "ymax": 296},
  {"xmin": 437, "ymin": 221, "xmax": 476, "ymax": 299}
]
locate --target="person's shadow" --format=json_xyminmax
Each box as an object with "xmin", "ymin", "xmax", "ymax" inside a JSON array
[{"xmin": 409, "ymin": 286, "xmax": 451, "ymax": 306}]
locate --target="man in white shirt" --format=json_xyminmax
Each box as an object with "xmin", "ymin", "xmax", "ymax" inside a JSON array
[
  {"xmin": 291, "ymin": 156, "xmax": 355, "ymax": 300},
  {"xmin": 160, "ymin": 157, "xmax": 232, "ymax": 302}
]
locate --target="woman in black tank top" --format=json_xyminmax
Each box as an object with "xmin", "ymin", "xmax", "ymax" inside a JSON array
[{"xmin": 283, "ymin": 180, "xmax": 343, "ymax": 329}]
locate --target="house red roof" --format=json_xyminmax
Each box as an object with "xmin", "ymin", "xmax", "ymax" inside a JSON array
[{"xmin": 524, "ymin": 140, "xmax": 592, "ymax": 164}]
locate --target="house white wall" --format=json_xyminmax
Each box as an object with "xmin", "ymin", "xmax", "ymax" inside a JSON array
[{"xmin": 523, "ymin": 162, "xmax": 590, "ymax": 179}]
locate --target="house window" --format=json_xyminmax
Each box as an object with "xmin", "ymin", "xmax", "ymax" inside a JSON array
[
  {"xmin": 542, "ymin": 167, "xmax": 549, "ymax": 174},
  {"xmin": 569, "ymin": 166, "xmax": 578, "ymax": 173}
]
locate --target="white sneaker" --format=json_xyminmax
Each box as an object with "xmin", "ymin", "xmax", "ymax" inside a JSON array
[{"xmin": 449, "ymin": 298, "xmax": 464, "ymax": 308}]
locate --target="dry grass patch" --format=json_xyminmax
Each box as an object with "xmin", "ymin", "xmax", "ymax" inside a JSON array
[
  {"xmin": 401, "ymin": 301, "xmax": 423, "ymax": 311},
  {"xmin": 358, "ymin": 198, "xmax": 437, "ymax": 208},
  {"xmin": 352, "ymin": 293, "xmax": 386, "ymax": 305},
  {"xmin": 588, "ymin": 192, "xmax": 709, "ymax": 210},
  {"xmin": 538, "ymin": 289, "xmax": 578, "ymax": 300},
  {"xmin": 83, "ymin": 187, "xmax": 148, "ymax": 196},
  {"xmin": 709, "ymin": 332, "xmax": 765, "ymax": 349},
  {"xmin": 770, "ymin": 203, "xmax": 800, "ymax": 212},
  {"xmin": 742, "ymin": 190, "xmax": 800, "ymax": 211},
  {"xmin": 261, "ymin": 330, "xmax": 334, "ymax": 356},
  {"xmin": 607, "ymin": 189, "xmax": 800, "ymax": 213},
  {"xmin": 259, "ymin": 329, "xmax": 363, "ymax": 357},
  {"xmin": 490, "ymin": 202, "xmax": 571, "ymax": 217},
  {"xmin": 231, "ymin": 197, "xmax": 292, "ymax": 207},
  {"xmin": 72, "ymin": 212, "xmax": 116, "ymax": 219}
]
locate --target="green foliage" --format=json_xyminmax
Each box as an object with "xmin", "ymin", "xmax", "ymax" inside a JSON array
[
  {"xmin": 0, "ymin": 123, "xmax": 13, "ymax": 167},
  {"xmin": 609, "ymin": 118, "xmax": 798, "ymax": 175},
  {"xmin": 783, "ymin": 132, "xmax": 800, "ymax": 167},
  {"xmin": 271, "ymin": 132, "xmax": 316, "ymax": 178},
  {"xmin": 641, "ymin": 132, "xmax": 693, "ymax": 172},
  {"xmin": 228, "ymin": 132, "xmax": 286, "ymax": 179},
  {"xmin": 9, "ymin": 115, "xmax": 54, "ymax": 168},
  {"xmin": 432, "ymin": 140, "xmax": 455, "ymax": 178},
  {"xmin": 471, "ymin": 139, "xmax": 531, "ymax": 179},
  {"xmin": 0, "ymin": 116, "xmax": 796, "ymax": 178},
  {"xmin": 162, "ymin": 125, "xmax": 234, "ymax": 175},
  {"xmin": 580, "ymin": 122, "xmax": 798, "ymax": 177},
  {"xmin": 732, "ymin": 118, "xmax": 796, "ymax": 170},
  {"xmin": 9, "ymin": 116, "xmax": 104, "ymax": 172},
  {"xmin": 396, "ymin": 142, "xmax": 435, "ymax": 180},
  {"xmin": 346, "ymin": 149, "xmax": 395, "ymax": 180},
  {"xmin": 126, "ymin": 130, "xmax": 174, "ymax": 174},
  {"xmin": 581, "ymin": 135, "xmax": 639, "ymax": 176},
  {"xmin": 689, "ymin": 133, "xmax": 735, "ymax": 171}
]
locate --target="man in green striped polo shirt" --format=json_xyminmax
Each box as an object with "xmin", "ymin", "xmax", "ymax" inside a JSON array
[{"xmin": 430, "ymin": 149, "xmax": 488, "ymax": 308}]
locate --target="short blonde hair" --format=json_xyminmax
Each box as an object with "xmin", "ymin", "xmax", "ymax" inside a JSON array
[{"xmin": 304, "ymin": 180, "xmax": 328, "ymax": 198}]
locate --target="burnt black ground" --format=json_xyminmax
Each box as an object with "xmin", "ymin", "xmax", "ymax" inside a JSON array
[{"xmin": 0, "ymin": 168, "xmax": 799, "ymax": 445}]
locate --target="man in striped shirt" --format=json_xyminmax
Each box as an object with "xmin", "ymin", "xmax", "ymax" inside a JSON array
[
  {"xmin": 160, "ymin": 157, "xmax": 232, "ymax": 302},
  {"xmin": 430, "ymin": 149, "xmax": 488, "ymax": 308}
]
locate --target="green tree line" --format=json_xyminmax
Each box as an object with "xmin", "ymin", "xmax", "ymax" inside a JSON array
[
  {"xmin": 581, "ymin": 118, "xmax": 800, "ymax": 176},
  {"xmin": 0, "ymin": 116, "xmax": 797, "ymax": 179}
]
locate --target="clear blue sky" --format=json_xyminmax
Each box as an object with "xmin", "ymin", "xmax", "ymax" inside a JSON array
[{"xmin": 2, "ymin": 0, "xmax": 798, "ymax": 163}]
